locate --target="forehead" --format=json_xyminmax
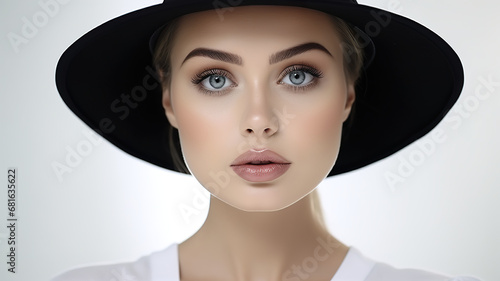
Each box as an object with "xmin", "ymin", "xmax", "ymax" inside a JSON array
[{"xmin": 170, "ymin": 5, "xmax": 342, "ymax": 62}]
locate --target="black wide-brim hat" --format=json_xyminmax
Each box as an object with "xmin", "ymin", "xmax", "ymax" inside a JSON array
[{"xmin": 56, "ymin": 0, "xmax": 463, "ymax": 176}]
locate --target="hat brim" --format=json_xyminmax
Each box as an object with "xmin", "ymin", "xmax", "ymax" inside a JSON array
[{"xmin": 56, "ymin": 0, "xmax": 464, "ymax": 176}]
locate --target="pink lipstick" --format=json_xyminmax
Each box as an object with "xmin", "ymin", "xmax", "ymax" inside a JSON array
[{"xmin": 230, "ymin": 149, "xmax": 291, "ymax": 182}]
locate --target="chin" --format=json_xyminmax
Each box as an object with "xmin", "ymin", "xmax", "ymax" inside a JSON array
[
  {"xmin": 214, "ymin": 181, "xmax": 315, "ymax": 212},
  {"xmin": 220, "ymin": 198, "xmax": 298, "ymax": 212}
]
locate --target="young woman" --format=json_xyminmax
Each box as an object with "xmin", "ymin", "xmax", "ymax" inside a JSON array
[{"xmin": 53, "ymin": 0, "xmax": 479, "ymax": 280}]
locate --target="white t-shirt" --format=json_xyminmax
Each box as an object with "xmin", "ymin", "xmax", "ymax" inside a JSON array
[{"xmin": 51, "ymin": 244, "xmax": 480, "ymax": 281}]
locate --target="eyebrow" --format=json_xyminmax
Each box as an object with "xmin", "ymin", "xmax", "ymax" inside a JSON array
[
  {"xmin": 182, "ymin": 48, "xmax": 242, "ymax": 65},
  {"xmin": 181, "ymin": 42, "xmax": 332, "ymax": 66},
  {"xmin": 269, "ymin": 42, "xmax": 332, "ymax": 64}
]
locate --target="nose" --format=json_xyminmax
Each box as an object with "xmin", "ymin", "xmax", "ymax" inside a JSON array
[{"xmin": 239, "ymin": 87, "xmax": 279, "ymax": 140}]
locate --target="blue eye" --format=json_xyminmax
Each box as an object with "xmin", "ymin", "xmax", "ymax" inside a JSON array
[
  {"xmin": 285, "ymin": 71, "xmax": 311, "ymax": 85},
  {"xmin": 201, "ymin": 74, "xmax": 233, "ymax": 91},
  {"xmin": 207, "ymin": 75, "xmax": 226, "ymax": 89},
  {"xmin": 279, "ymin": 66, "xmax": 322, "ymax": 88},
  {"xmin": 192, "ymin": 69, "xmax": 235, "ymax": 94}
]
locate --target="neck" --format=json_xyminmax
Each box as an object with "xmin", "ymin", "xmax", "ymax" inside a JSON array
[{"xmin": 179, "ymin": 193, "xmax": 348, "ymax": 281}]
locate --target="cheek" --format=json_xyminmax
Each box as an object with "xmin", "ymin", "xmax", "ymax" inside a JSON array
[
  {"xmin": 288, "ymin": 91, "xmax": 347, "ymax": 174},
  {"xmin": 171, "ymin": 87, "xmax": 236, "ymax": 176}
]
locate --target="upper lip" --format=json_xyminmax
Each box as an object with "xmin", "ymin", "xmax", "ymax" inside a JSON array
[{"xmin": 230, "ymin": 149, "xmax": 291, "ymax": 166}]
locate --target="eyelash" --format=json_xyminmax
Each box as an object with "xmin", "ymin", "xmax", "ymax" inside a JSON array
[
  {"xmin": 190, "ymin": 65, "xmax": 323, "ymax": 95},
  {"xmin": 191, "ymin": 68, "xmax": 236, "ymax": 96},
  {"xmin": 278, "ymin": 65, "xmax": 323, "ymax": 92}
]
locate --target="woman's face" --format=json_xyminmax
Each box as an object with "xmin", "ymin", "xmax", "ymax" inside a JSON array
[{"xmin": 163, "ymin": 6, "xmax": 355, "ymax": 211}]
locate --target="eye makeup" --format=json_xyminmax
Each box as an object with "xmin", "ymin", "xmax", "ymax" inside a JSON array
[
  {"xmin": 190, "ymin": 63, "xmax": 324, "ymax": 96},
  {"xmin": 191, "ymin": 68, "xmax": 237, "ymax": 96},
  {"xmin": 277, "ymin": 64, "xmax": 324, "ymax": 92}
]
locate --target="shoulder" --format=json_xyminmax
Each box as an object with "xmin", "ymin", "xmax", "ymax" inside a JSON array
[
  {"xmin": 366, "ymin": 261, "xmax": 481, "ymax": 281},
  {"xmin": 343, "ymin": 248, "xmax": 481, "ymax": 281},
  {"xmin": 50, "ymin": 244, "xmax": 178, "ymax": 281}
]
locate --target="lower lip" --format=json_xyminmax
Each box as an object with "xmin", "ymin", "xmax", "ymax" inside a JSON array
[{"xmin": 231, "ymin": 163, "xmax": 291, "ymax": 182}]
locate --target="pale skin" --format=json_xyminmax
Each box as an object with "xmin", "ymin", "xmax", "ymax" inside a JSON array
[{"xmin": 162, "ymin": 6, "xmax": 355, "ymax": 281}]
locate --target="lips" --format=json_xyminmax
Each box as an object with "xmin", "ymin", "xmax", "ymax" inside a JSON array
[
  {"xmin": 230, "ymin": 149, "xmax": 291, "ymax": 182},
  {"xmin": 230, "ymin": 149, "xmax": 291, "ymax": 166}
]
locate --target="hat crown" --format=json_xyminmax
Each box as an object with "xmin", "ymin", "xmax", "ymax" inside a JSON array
[{"xmin": 161, "ymin": 0, "xmax": 359, "ymax": 5}]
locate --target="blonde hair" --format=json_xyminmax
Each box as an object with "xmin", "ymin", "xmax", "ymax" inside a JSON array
[{"xmin": 153, "ymin": 14, "xmax": 364, "ymax": 226}]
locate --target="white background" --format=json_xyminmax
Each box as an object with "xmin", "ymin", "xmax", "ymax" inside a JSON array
[{"xmin": 1, "ymin": 0, "xmax": 498, "ymax": 280}]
